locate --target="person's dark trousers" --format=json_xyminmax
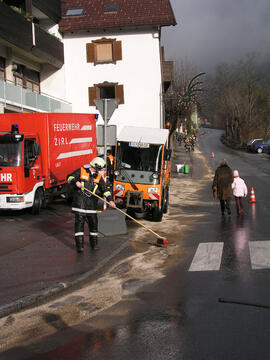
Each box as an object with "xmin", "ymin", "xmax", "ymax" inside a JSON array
[
  {"xmin": 220, "ymin": 199, "xmax": 231, "ymax": 215},
  {"xmin": 234, "ymin": 196, "xmax": 244, "ymax": 214},
  {"xmin": 74, "ymin": 212, "xmax": 86, "ymax": 252},
  {"xmin": 86, "ymin": 213, "xmax": 99, "ymax": 250}
]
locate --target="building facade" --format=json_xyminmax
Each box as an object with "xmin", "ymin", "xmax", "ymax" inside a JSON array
[
  {"xmin": 0, "ymin": 0, "xmax": 71, "ymax": 113},
  {"xmin": 0, "ymin": 0, "xmax": 176, "ymax": 134}
]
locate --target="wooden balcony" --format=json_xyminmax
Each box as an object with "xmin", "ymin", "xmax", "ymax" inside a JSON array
[
  {"xmin": 0, "ymin": 2, "xmax": 64, "ymax": 69},
  {"xmin": 162, "ymin": 61, "xmax": 174, "ymax": 93}
]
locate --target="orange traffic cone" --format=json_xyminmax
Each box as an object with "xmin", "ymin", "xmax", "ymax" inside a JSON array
[{"xmin": 250, "ymin": 187, "xmax": 256, "ymax": 203}]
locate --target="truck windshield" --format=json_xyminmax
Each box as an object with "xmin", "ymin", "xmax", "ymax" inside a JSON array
[
  {"xmin": 0, "ymin": 142, "xmax": 22, "ymax": 167},
  {"xmin": 115, "ymin": 141, "xmax": 163, "ymax": 185},
  {"xmin": 116, "ymin": 142, "xmax": 162, "ymax": 171}
]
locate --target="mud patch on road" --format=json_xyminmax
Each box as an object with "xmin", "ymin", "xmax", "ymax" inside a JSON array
[{"xmin": 0, "ymin": 246, "xmax": 168, "ymax": 350}]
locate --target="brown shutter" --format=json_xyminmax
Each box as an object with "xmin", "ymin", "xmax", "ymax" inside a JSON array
[
  {"xmin": 88, "ymin": 86, "xmax": 99, "ymax": 106},
  {"xmin": 113, "ymin": 41, "xmax": 122, "ymax": 61},
  {"xmin": 115, "ymin": 84, "xmax": 124, "ymax": 104},
  {"xmin": 86, "ymin": 43, "xmax": 95, "ymax": 63}
]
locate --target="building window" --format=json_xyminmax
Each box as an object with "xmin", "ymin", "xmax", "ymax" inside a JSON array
[
  {"xmin": 12, "ymin": 63, "xmax": 40, "ymax": 93},
  {"xmin": 0, "ymin": 57, "xmax": 6, "ymax": 81},
  {"xmin": 13, "ymin": 64, "xmax": 24, "ymax": 87},
  {"xmin": 100, "ymin": 85, "xmax": 115, "ymax": 99},
  {"xmin": 65, "ymin": 8, "xmax": 84, "ymax": 16},
  {"xmin": 88, "ymin": 82, "xmax": 124, "ymax": 106},
  {"xmin": 104, "ymin": 4, "xmax": 119, "ymax": 13},
  {"xmin": 96, "ymin": 43, "xmax": 113, "ymax": 63},
  {"xmin": 86, "ymin": 38, "xmax": 122, "ymax": 65}
]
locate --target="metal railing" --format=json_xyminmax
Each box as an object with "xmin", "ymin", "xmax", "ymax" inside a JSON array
[{"xmin": 0, "ymin": 79, "xmax": 72, "ymax": 113}]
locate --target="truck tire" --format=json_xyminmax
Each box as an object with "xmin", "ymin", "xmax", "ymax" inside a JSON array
[
  {"xmin": 152, "ymin": 201, "xmax": 163, "ymax": 222},
  {"xmin": 31, "ymin": 188, "xmax": 43, "ymax": 215},
  {"xmin": 257, "ymin": 147, "xmax": 263, "ymax": 154},
  {"xmin": 163, "ymin": 187, "xmax": 169, "ymax": 214},
  {"xmin": 126, "ymin": 208, "xmax": 136, "ymax": 219}
]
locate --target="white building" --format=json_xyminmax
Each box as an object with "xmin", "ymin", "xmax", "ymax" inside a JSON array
[
  {"xmin": 0, "ymin": 0, "xmax": 176, "ymax": 135},
  {"xmin": 59, "ymin": 0, "xmax": 176, "ymax": 134}
]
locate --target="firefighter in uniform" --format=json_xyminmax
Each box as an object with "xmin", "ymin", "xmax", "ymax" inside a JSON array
[{"xmin": 67, "ymin": 157, "xmax": 116, "ymax": 253}]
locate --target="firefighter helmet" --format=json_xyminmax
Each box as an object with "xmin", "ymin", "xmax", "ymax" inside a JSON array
[{"xmin": 89, "ymin": 157, "xmax": 105, "ymax": 170}]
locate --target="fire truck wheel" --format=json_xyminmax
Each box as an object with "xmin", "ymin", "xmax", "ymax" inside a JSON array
[
  {"xmin": 163, "ymin": 187, "xmax": 169, "ymax": 214},
  {"xmin": 31, "ymin": 188, "xmax": 43, "ymax": 215},
  {"xmin": 152, "ymin": 203, "xmax": 163, "ymax": 222}
]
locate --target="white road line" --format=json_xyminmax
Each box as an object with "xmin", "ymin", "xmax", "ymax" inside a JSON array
[
  {"xmin": 249, "ymin": 241, "xmax": 270, "ymax": 269},
  {"xmin": 189, "ymin": 242, "xmax": 224, "ymax": 272}
]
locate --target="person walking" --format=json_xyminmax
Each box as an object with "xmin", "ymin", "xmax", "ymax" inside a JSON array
[
  {"xmin": 67, "ymin": 157, "xmax": 116, "ymax": 253},
  {"xmin": 177, "ymin": 133, "xmax": 183, "ymax": 146},
  {"xmin": 232, "ymin": 170, "xmax": 248, "ymax": 215},
  {"xmin": 212, "ymin": 159, "xmax": 234, "ymax": 216}
]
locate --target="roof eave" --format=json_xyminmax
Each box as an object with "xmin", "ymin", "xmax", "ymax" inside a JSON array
[{"xmin": 59, "ymin": 21, "xmax": 177, "ymax": 33}]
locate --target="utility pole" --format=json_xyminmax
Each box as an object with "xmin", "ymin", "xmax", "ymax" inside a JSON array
[{"xmin": 94, "ymin": 98, "xmax": 119, "ymax": 182}]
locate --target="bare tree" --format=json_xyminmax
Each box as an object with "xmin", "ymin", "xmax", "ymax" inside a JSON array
[
  {"xmin": 164, "ymin": 59, "xmax": 205, "ymax": 136},
  {"xmin": 205, "ymin": 53, "xmax": 270, "ymax": 146}
]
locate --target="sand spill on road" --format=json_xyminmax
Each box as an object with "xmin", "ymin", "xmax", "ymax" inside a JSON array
[{"xmin": 0, "ymin": 150, "xmax": 214, "ymax": 350}]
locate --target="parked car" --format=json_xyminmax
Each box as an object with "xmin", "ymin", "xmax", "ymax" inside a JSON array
[
  {"xmin": 252, "ymin": 139, "xmax": 270, "ymax": 153},
  {"xmin": 246, "ymin": 138, "xmax": 263, "ymax": 152}
]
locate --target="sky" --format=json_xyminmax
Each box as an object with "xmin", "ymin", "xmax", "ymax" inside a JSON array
[{"xmin": 161, "ymin": 0, "xmax": 270, "ymax": 75}]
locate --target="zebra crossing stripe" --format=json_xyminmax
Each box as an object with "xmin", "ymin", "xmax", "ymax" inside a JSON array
[
  {"xmin": 249, "ymin": 241, "xmax": 270, "ymax": 269},
  {"xmin": 189, "ymin": 242, "xmax": 224, "ymax": 272}
]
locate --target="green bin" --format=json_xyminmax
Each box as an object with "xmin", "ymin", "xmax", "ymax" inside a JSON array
[{"xmin": 184, "ymin": 164, "xmax": 189, "ymax": 174}]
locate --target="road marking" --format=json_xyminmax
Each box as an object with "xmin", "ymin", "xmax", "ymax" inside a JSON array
[
  {"xmin": 189, "ymin": 242, "xmax": 224, "ymax": 271},
  {"xmin": 249, "ymin": 241, "xmax": 270, "ymax": 269}
]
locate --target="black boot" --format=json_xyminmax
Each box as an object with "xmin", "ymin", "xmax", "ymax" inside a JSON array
[
  {"xmin": 75, "ymin": 236, "xmax": 84, "ymax": 253},
  {"xmin": 89, "ymin": 236, "xmax": 99, "ymax": 250},
  {"xmin": 95, "ymin": 237, "xmax": 99, "ymax": 250}
]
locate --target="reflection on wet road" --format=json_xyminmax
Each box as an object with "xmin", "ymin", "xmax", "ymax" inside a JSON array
[{"xmin": 1, "ymin": 129, "xmax": 270, "ymax": 360}]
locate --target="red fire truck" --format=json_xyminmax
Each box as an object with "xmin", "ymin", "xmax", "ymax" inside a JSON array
[{"xmin": 0, "ymin": 113, "xmax": 97, "ymax": 214}]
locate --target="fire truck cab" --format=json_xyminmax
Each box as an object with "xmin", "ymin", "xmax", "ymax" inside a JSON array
[{"xmin": 0, "ymin": 113, "xmax": 97, "ymax": 214}]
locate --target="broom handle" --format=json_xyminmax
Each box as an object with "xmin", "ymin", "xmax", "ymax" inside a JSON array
[{"xmin": 84, "ymin": 188, "xmax": 162, "ymax": 238}]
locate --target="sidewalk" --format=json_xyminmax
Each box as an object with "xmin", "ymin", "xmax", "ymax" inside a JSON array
[
  {"xmin": 0, "ymin": 142, "xmax": 192, "ymax": 319},
  {"xmin": 171, "ymin": 141, "xmax": 193, "ymax": 178}
]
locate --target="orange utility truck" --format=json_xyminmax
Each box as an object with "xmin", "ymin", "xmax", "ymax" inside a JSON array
[
  {"xmin": 113, "ymin": 126, "xmax": 171, "ymax": 221},
  {"xmin": 0, "ymin": 113, "xmax": 97, "ymax": 214}
]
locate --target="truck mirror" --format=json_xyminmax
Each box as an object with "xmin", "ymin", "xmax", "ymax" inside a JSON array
[{"xmin": 165, "ymin": 149, "xmax": 172, "ymax": 160}]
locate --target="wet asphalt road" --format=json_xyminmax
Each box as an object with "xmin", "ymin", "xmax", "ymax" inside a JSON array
[
  {"xmin": 1, "ymin": 128, "xmax": 270, "ymax": 360},
  {"xmin": 0, "ymin": 198, "xmax": 130, "ymax": 308}
]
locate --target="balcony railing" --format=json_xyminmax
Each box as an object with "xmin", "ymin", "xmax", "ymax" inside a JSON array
[{"xmin": 0, "ymin": 79, "xmax": 72, "ymax": 113}]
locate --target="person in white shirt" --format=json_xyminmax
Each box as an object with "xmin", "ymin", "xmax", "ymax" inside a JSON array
[{"xmin": 232, "ymin": 170, "xmax": 248, "ymax": 215}]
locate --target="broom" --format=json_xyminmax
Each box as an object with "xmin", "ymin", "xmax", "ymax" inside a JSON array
[{"xmin": 84, "ymin": 188, "xmax": 168, "ymax": 245}]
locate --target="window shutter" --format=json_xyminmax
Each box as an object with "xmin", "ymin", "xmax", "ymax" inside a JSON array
[
  {"xmin": 86, "ymin": 43, "xmax": 95, "ymax": 63},
  {"xmin": 115, "ymin": 85, "xmax": 124, "ymax": 104},
  {"xmin": 88, "ymin": 86, "xmax": 99, "ymax": 106},
  {"xmin": 113, "ymin": 41, "xmax": 122, "ymax": 61}
]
